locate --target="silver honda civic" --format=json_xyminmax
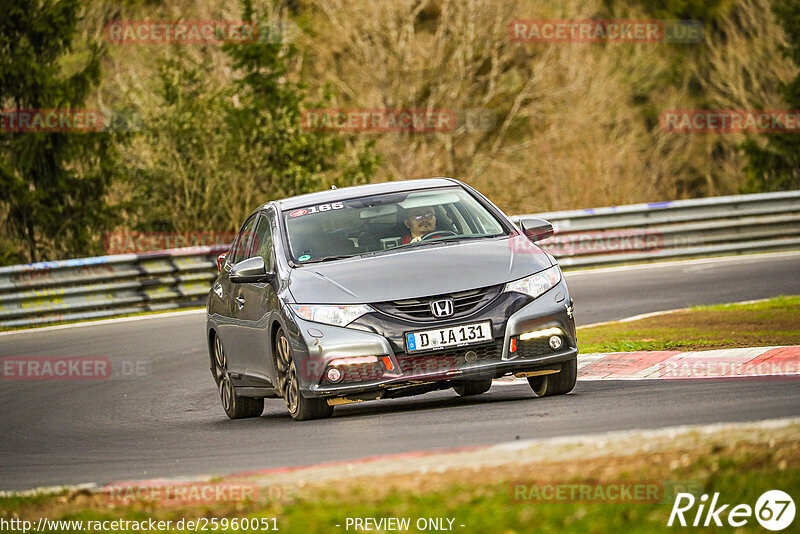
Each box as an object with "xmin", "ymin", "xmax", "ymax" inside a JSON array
[{"xmin": 206, "ymin": 178, "xmax": 577, "ymax": 420}]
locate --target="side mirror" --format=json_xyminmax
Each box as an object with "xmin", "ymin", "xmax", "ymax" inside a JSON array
[
  {"xmin": 230, "ymin": 256, "xmax": 275, "ymax": 284},
  {"xmin": 217, "ymin": 252, "xmax": 228, "ymax": 272},
  {"xmin": 518, "ymin": 217, "xmax": 554, "ymax": 242}
]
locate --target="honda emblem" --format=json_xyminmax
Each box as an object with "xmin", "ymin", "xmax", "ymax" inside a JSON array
[{"xmin": 430, "ymin": 298, "xmax": 455, "ymax": 318}]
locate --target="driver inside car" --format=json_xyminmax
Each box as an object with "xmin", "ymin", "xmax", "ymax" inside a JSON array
[{"xmin": 402, "ymin": 206, "xmax": 437, "ymax": 244}]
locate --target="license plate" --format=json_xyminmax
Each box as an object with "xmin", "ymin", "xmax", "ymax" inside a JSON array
[{"xmin": 405, "ymin": 321, "xmax": 492, "ymax": 353}]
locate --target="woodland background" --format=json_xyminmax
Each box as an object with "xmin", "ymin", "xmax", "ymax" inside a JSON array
[{"xmin": 1, "ymin": 0, "xmax": 798, "ymax": 263}]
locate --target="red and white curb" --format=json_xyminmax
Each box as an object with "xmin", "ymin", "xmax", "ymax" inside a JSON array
[
  {"xmin": 578, "ymin": 345, "xmax": 800, "ymax": 380},
  {"xmin": 497, "ymin": 346, "xmax": 800, "ymax": 383}
]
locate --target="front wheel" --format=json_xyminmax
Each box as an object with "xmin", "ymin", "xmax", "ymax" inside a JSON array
[
  {"xmin": 213, "ymin": 335, "xmax": 264, "ymax": 419},
  {"xmin": 275, "ymin": 328, "xmax": 334, "ymax": 421},
  {"xmin": 528, "ymin": 357, "xmax": 577, "ymax": 397}
]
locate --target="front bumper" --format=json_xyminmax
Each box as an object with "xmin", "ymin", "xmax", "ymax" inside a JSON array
[{"xmin": 288, "ymin": 279, "xmax": 576, "ymax": 399}]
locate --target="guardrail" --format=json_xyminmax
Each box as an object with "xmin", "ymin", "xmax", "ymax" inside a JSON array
[
  {"xmin": 1, "ymin": 190, "xmax": 798, "ymax": 328},
  {"xmin": 513, "ymin": 190, "xmax": 800, "ymax": 268},
  {"xmin": 0, "ymin": 247, "xmax": 225, "ymax": 328}
]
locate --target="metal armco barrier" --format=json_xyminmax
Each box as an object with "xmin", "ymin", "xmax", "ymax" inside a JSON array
[
  {"xmin": 1, "ymin": 190, "xmax": 799, "ymax": 328},
  {"xmin": 513, "ymin": 189, "xmax": 800, "ymax": 268},
  {"xmin": 0, "ymin": 247, "xmax": 226, "ymax": 328}
]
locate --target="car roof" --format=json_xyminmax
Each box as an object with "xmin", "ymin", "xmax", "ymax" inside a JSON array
[{"xmin": 266, "ymin": 178, "xmax": 461, "ymax": 211}]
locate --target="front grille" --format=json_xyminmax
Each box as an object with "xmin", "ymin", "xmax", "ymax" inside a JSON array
[
  {"xmin": 398, "ymin": 340, "xmax": 503, "ymax": 375},
  {"xmin": 373, "ymin": 284, "xmax": 503, "ymax": 321}
]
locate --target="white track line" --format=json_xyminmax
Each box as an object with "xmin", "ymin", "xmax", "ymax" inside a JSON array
[
  {"xmin": 563, "ymin": 249, "xmax": 800, "ymax": 277},
  {"xmin": 0, "ymin": 308, "xmax": 205, "ymax": 337}
]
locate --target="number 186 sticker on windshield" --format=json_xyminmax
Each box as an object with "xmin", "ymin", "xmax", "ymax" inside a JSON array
[{"xmin": 290, "ymin": 203, "xmax": 344, "ymax": 217}]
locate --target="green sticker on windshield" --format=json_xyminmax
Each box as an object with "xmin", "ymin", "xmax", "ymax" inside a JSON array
[{"xmin": 298, "ymin": 254, "xmax": 311, "ymax": 261}]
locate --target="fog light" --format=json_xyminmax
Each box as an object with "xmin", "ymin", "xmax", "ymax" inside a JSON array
[
  {"xmin": 326, "ymin": 367, "xmax": 343, "ymax": 383},
  {"xmin": 330, "ymin": 356, "xmax": 378, "ymax": 366},
  {"xmin": 519, "ymin": 327, "xmax": 563, "ymax": 341},
  {"xmin": 549, "ymin": 336, "xmax": 563, "ymax": 350}
]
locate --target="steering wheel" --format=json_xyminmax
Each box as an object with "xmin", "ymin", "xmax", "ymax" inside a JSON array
[{"xmin": 420, "ymin": 230, "xmax": 458, "ymax": 241}]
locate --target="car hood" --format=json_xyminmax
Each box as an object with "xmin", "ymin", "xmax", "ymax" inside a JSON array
[{"xmin": 287, "ymin": 235, "xmax": 553, "ymax": 304}]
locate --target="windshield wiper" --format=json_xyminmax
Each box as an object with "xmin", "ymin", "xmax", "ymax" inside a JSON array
[
  {"xmin": 403, "ymin": 234, "xmax": 499, "ymax": 249},
  {"xmin": 297, "ymin": 254, "xmax": 358, "ymax": 265}
]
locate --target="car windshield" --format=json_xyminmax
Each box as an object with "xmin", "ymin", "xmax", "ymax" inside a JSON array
[{"xmin": 282, "ymin": 187, "xmax": 507, "ymax": 264}]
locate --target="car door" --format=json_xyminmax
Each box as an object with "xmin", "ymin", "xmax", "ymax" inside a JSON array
[
  {"xmin": 217, "ymin": 213, "xmax": 259, "ymax": 378},
  {"xmin": 231, "ymin": 210, "xmax": 279, "ymax": 387}
]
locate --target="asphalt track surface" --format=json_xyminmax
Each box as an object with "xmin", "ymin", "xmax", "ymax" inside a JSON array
[{"xmin": 1, "ymin": 252, "xmax": 799, "ymax": 491}]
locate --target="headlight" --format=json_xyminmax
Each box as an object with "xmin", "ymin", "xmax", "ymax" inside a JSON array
[
  {"xmin": 504, "ymin": 265, "xmax": 561, "ymax": 299},
  {"xmin": 290, "ymin": 304, "xmax": 373, "ymax": 327}
]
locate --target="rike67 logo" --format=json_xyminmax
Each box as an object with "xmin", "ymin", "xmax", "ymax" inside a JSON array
[{"xmin": 669, "ymin": 490, "xmax": 795, "ymax": 530}]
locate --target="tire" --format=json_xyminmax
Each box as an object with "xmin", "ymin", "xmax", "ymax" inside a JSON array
[
  {"xmin": 453, "ymin": 378, "xmax": 493, "ymax": 396},
  {"xmin": 527, "ymin": 357, "xmax": 577, "ymax": 397},
  {"xmin": 212, "ymin": 334, "xmax": 264, "ymax": 419},
  {"xmin": 275, "ymin": 327, "xmax": 334, "ymax": 421}
]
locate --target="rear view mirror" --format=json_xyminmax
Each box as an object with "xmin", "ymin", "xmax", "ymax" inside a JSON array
[
  {"xmin": 359, "ymin": 205, "xmax": 398, "ymax": 219},
  {"xmin": 230, "ymin": 256, "xmax": 275, "ymax": 283},
  {"xmin": 398, "ymin": 191, "xmax": 461, "ymax": 209},
  {"xmin": 517, "ymin": 217, "xmax": 554, "ymax": 242}
]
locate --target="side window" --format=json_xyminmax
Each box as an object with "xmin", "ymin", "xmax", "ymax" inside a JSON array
[
  {"xmin": 253, "ymin": 212, "xmax": 274, "ymax": 270},
  {"xmin": 229, "ymin": 215, "xmax": 258, "ymax": 265}
]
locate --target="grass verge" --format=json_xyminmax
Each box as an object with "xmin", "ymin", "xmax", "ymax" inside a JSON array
[
  {"xmin": 578, "ymin": 295, "xmax": 800, "ymax": 353},
  {"xmin": 1, "ymin": 421, "xmax": 798, "ymax": 533}
]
